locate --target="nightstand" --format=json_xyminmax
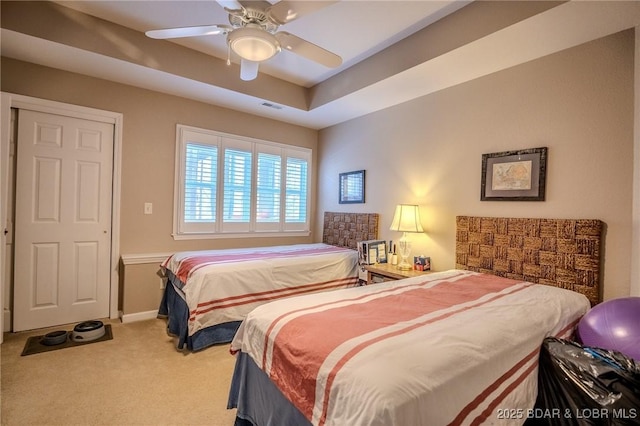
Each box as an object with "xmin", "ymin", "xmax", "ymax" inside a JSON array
[{"xmin": 363, "ymin": 263, "xmax": 434, "ymax": 285}]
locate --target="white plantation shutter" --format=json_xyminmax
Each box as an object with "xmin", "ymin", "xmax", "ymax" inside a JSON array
[
  {"xmin": 173, "ymin": 125, "xmax": 311, "ymax": 239},
  {"xmin": 285, "ymin": 156, "xmax": 308, "ymax": 229},
  {"xmin": 184, "ymin": 143, "xmax": 217, "ymax": 222},
  {"xmin": 223, "ymin": 148, "xmax": 251, "ymax": 222},
  {"xmin": 222, "ymin": 138, "xmax": 252, "ymax": 233},
  {"xmin": 256, "ymin": 152, "xmax": 281, "ymax": 223},
  {"xmin": 176, "ymin": 127, "xmax": 221, "ymax": 234}
]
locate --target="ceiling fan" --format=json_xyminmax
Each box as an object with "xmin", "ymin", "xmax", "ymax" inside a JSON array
[{"xmin": 145, "ymin": 0, "xmax": 342, "ymax": 81}]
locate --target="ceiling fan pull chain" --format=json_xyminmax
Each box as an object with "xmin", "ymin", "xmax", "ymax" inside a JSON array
[{"xmin": 227, "ymin": 44, "xmax": 231, "ymax": 66}]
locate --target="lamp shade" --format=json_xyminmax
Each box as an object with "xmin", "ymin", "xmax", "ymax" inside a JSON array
[{"xmin": 389, "ymin": 204, "xmax": 424, "ymax": 233}]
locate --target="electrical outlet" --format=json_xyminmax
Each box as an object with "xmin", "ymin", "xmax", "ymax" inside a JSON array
[{"xmin": 144, "ymin": 202, "xmax": 153, "ymax": 215}]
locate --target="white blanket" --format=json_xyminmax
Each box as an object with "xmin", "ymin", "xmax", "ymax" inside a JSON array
[
  {"xmin": 162, "ymin": 243, "xmax": 358, "ymax": 338},
  {"xmin": 231, "ymin": 270, "xmax": 590, "ymax": 426}
]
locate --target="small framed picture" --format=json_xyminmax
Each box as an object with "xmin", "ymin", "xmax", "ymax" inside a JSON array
[
  {"xmin": 413, "ymin": 256, "xmax": 431, "ymax": 271},
  {"xmin": 339, "ymin": 170, "xmax": 365, "ymax": 204},
  {"xmin": 481, "ymin": 147, "xmax": 547, "ymax": 201},
  {"xmin": 358, "ymin": 240, "xmax": 387, "ymax": 265}
]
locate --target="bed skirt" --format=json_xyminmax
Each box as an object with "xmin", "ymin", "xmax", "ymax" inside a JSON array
[
  {"xmin": 228, "ymin": 351, "xmax": 311, "ymax": 426},
  {"xmin": 158, "ymin": 275, "xmax": 241, "ymax": 351}
]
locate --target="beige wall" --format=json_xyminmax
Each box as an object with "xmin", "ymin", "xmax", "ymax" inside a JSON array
[
  {"xmin": 1, "ymin": 57, "xmax": 319, "ymax": 316},
  {"xmin": 1, "ymin": 57, "xmax": 319, "ymax": 253},
  {"xmin": 317, "ymin": 31, "xmax": 634, "ymax": 301},
  {"xmin": 1, "ymin": 29, "xmax": 634, "ymax": 316},
  {"xmin": 119, "ymin": 262, "xmax": 165, "ymax": 315}
]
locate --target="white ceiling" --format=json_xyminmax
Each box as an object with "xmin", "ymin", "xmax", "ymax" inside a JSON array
[
  {"xmin": 55, "ymin": 0, "xmax": 469, "ymax": 88},
  {"xmin": 2, "ymin": 1, "xmax": 640, "ymax": 129}
]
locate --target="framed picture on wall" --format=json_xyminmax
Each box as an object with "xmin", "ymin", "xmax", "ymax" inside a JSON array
[
  {"xmin": 339, "ymin": 170, "xmax": 365, "ymax": 204},
  {"xmin": 481, "ymin": 147, "xmax": 547, "ymax": 201}
]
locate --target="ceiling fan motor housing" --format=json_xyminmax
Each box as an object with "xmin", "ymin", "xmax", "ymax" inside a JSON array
[{"xmin": 229, "ymin": 7, "xmax": 278, "ymax": 33}]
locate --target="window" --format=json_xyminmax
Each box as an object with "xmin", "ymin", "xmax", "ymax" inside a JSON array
[{"xmin": 174, "ymin": 125, "xmax": 311, "ymax": 239}]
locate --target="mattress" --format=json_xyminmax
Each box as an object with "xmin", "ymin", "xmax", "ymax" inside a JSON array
[{"xmin": 228, "ymin": 269, "xmax": 590, "ymax": 425}]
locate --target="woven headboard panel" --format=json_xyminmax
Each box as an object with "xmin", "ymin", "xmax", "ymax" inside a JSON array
[
  {"xmin": 322, "ymin": 212, "xmax": 379, "ymax": 250},
  {"xmin": 456, "ymin": 216, "xmax": 603, "ymax": 305}
]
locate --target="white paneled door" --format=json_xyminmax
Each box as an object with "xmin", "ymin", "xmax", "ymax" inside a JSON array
[{"xmin": 13, "ymin": 110, "xmax": 113, "ymax": 331}]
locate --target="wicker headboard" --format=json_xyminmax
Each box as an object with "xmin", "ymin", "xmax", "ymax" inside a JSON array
[
  {"xmin": 322, "ymin": 212, "xmax": 379, "ymax": 250},
  {"xmin": 455, "ymin": 216, "xmax": 603, "ymax": 305}
]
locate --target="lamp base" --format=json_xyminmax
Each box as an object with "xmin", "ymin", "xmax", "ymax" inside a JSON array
[
  {"xmin": 396, "ymin": 234, "xmax": 412, "ymax": 271},
  {"xmin": 396, "ymin": 254, "xmax": 412, "ymax": 270},
  {"xmin": 396, "ymin": 261, "xmax": 412, "ymax": 271}
]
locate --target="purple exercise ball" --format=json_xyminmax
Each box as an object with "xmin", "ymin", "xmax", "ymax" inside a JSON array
[{"xmin": 577, "ymin": 297, "xmax": 640, "ymax": 361}]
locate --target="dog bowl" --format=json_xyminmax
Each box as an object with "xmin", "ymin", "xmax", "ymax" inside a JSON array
[
  {"xmin": 41, "ymin": 330, "xmax": 69, "ymax": 346},
  {"xmin": 72, "ymin": 320, "xmax": 105, "ymax": 342}
]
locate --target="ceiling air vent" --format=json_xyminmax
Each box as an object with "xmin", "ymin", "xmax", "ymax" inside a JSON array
[{"xmin": 261, "ymin": 102, "xmax": 284, "ymax": 110}]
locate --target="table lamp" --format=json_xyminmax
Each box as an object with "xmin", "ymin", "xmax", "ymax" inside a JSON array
[{"xmin": 389, "ymin": 204, "xmax": 424, "ymax": 270}]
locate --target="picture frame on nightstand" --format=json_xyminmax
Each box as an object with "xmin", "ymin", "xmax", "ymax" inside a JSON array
[
  {"xmin": 413, "ymin": 256, "xmax": 431, "ymax": 271},
  {"xmin": 357, "ymin": 240, "xmax": 387, "ymax": 265}
]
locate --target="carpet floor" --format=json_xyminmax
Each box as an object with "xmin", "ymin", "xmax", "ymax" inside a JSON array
[{"xmin": 1, "ymin": 318, "xmax": 238, "ymax": 425}]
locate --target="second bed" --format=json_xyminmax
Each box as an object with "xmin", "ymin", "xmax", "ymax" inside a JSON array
[{"xmin": 158, "ymin": 212, "xmax": 379, "ymax": 351}]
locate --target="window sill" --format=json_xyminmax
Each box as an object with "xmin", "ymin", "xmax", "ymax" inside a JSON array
[{"xmin": 171, "ymin": 230, "xmax": 311, "ymax": 240}]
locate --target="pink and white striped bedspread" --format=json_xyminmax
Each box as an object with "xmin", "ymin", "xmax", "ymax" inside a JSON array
[
  {"xmin": 230, "ymin": 269, "xmax": 590, "ymax": 426},
  {"xmin": 161, "ymin": 243, "xmax": 358, "ymax": 339}
]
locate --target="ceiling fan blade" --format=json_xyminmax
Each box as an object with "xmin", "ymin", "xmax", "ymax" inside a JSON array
[
  {"xmin": 216, "ymin": 0, "xmax": 243, "ymax": 12},
  {"xmin": 145, "ymin": 24, "xmax": 232, "ymax": 39},
  {"xmin": 275, "ymin": 32, "xmax": 342, "ymax": 68},
  {"xmin": 240, "ymin": 59, "xmax": 259, "ymax": 81},
  {"xmin": 267, "ymin": 1, "xmax": 337, "ymax": 25}
]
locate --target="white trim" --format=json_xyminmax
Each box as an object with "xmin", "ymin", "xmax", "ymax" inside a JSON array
[
  {"xmin": 171, "ymin": 230, "xmax": 311, "ymax": 240},
  {"xmin": 121, "ymin": 253, "xmax": 173, "ymax": 265},
  {"xmin": 8, "ymin": 97, "xmax": 117, "ymax": 124},
  {"xmin": 632, "ymin": 27, "xmax": 640, "ymax": 297},
  {"xmin": 110, "ymin": 113, "xmax": 123, "ymax": 319},
  {"xmin": 0, "ymin": 92, "xmax": 123, "ymax": 326},
  {"xmin": 120, "ymin": 310, "xmax": 158, "ymax": 323},
  {"xmin": 0, "ymin": 94, "xmax": 11, "ymax": 342}
]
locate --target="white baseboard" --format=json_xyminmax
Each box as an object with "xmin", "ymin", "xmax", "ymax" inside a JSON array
[
  {"xmin": 120, "ymin": 310, "xmax": 158, "ymax": 323},
  {"xmin": 3, "ymin": 309, "xmax": 10, "ymax": 332}
]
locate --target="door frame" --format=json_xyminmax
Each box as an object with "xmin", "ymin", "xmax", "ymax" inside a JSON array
[{"xmin": 0, "ymin": 92, "xmax": 123, "ymax": 339}]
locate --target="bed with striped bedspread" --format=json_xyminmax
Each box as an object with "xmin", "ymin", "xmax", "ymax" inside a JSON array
[
  {"xmin": 228, "ymin": 269, "xmax": 590, "ymax": 425},
  {"xmin": 159, "ymin": 243, "xmax": 359, "ymax": 351}
]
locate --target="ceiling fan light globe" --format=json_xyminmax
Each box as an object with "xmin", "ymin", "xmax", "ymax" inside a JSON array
[{"xmin": 228, "ymin": 27, "xmax": 280, "ymax": 62}]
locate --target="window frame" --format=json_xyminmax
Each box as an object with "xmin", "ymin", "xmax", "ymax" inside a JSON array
[{"xmin": 172, "ymin": 124, "xmax": 312, "ymax": 240}]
